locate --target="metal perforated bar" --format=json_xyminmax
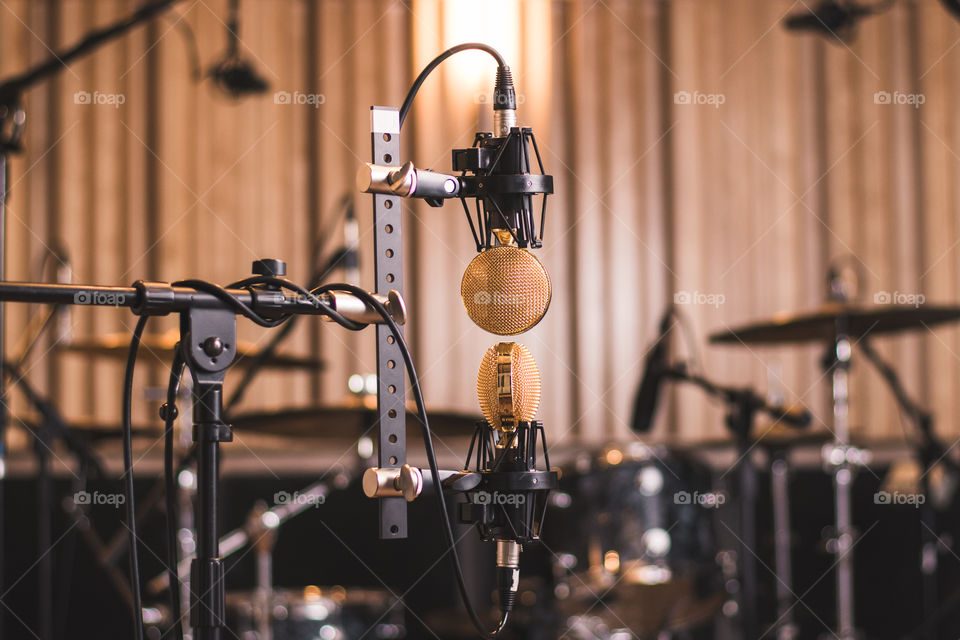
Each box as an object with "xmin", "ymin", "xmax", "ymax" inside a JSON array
[{"xmin": 370, "ymin": 106, "xmax": 406, "ymax": 539}]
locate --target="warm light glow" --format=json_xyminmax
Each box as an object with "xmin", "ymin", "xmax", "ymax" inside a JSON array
[
  {"xmin": 603, "ymin": 550, "xmax": 621, "ymax": 573},
  {"xmin": 412, "ymin": 0, "xmax": 551, "ymax": 129},
  {"xmin": 605, "ymin": 448, "xmax": 624, "ymax": 466},
  {"xmin": 441, "ymin": 0, "xmax": 521, "ymax": 94}
]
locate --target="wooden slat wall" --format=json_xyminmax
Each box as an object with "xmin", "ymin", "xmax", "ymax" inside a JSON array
[{"xmin": 1, "ymin": 0, "xmax": 959, "ymax": 451}]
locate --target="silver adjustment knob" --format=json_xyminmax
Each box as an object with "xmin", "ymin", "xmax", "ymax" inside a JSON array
[{"xmin": 362, "ymin": 464, "xmax": 423, "ymax": 502}]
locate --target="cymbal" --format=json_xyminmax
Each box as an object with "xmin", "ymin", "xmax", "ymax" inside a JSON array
[
  {"xmin": 677, "ymin": 428, "xmax": 849, "ymax": 452},
  {"xmin": 709, "ymin": 302, "xmax": 960, "ymax": 346},
  {"xmin": 12, "ymin": 403, "xmax": 481, "ymax": 443},
  {"xmin": 228, "ymin": 402, "xmax": 482, "ymax": 439},
  {"xmin": 12, "ymin": 416, "xmax": 158, "ymax": 438},
  {"xmin": 60, "ymin": 330, "xmax": 324, "ymax": 370}
]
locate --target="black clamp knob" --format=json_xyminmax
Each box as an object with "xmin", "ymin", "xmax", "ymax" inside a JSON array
[
  {"xmin": 159, "ymin": 402, "xmax": 178, "ymax": 422},
  {"xmin": 202, "ymin": 336, "xmax": 225, "ymax": 357},
  {"xmin": 252, "ymin": 258, "xmax": 286, "ymax": 277}
]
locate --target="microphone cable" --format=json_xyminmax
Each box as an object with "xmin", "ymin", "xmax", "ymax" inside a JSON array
[
  {"xmin": 398, "ymin": 43, "xmax": 506, "ymax": 129},
  {"xmin": 393, "ymin": 43, "xmax": 516, "ymax": 635},
  {"xmin": 124, "ymin": 277, "xmax": 505, "ymax": 638},
  {"xmin": 122, "ymin": 315, "xmax": 150, "ymax": 640},
  {"xmin": 162, "ymin": 350, "xmax": 186, "ymax": 640},
  {"xmin": 321, "ymin": 283, "xmax": 510, "ymax": 638}
]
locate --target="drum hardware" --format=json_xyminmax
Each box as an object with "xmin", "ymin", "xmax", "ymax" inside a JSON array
[
  {"xmin": 821, "ymin": 329, "xmax": 858, "ymax": 640},
  {"xmin": 765, "ymin": 445, "xmax": 798, "ymax": 640},
  {"xmin": 147, "ymin": 477, "xmax": 332, "ymax": 597},
  {"xmin": 856, "ymin": 338, "xmax": 958, "ymax": 640},
  {"xmin": 1, "ymin": 360, "xmax": 112, "ymax": 638},
  {"xmin": 546, "ymin": 443, "xmax": 725, "ymax": 639},
  {"xmin": 56, "ymin": 444, "xmax": 199, "ymax": 629},
  {"xmin": 715, "ymin": 549, "xmax": 740, "ymax": 619},
  {"xmin": 225, "ymin": 586, "xmax": 405, "ymax": 640},
  {"xmin": 708, "ymin": 302, "xmax": 960, "ymax": 346},
  {"xmin": 246, "ymin": 501, "xmax": 278, "ymax": 640},
  {"xmin": 709, "ymin": 300, "xmax": 960, "ymax": 640},
  {"xmin": 2, "ymin": 6, "xmax": 192, "ymax": 631},
  {"xmin": 634, "ymin": 360, "xmax": 810, "ymax": 639}
]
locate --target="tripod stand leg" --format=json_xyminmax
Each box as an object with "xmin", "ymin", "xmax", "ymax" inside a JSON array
[
  {"xmin": 37, "ymin": 442, "xmax": 52, "ymax": 640},
  {"xmin": 0, "ymin": 151, "xmax": 8, "ymax": 638}
]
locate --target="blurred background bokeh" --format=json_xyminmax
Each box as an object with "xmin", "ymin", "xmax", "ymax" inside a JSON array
[{"xmin": 0, "ymin": 0, "xmax": 958, "ymax": 449}]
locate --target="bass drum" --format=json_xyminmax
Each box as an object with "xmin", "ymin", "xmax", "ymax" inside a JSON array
[
  {"xmin": 544, "ymin": 442, "xmax": 723, "ymax": 639},
  {"xmin": 225, "ymin": 586, "xmax": 405, "ymax": 640}
]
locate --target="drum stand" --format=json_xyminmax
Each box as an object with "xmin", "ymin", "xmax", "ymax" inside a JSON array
[
  {"xmin": 247, "ymin": 501, "xmax": 277, "ymax": 640},
  {"xmin": 656, "ymin": 363, "xmax": 811, "ymax": 639},
  {"xmin": 857, "ymin": 338, "xmax": 956, "ymax": 640},
  {"xmin": 821, "ymin": 331, "xmax": 859, "ymax": 640},
  {"xmin": 769, "ymin": 447, "xmax": 797, "ymax": 640}
]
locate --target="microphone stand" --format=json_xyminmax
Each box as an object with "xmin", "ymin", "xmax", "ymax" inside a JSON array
[
  {"xmin": 0, "ymin": 2, "xmax": 185, "ymax": 631},
  {"xmin": 658, "ymin": 363, "xmax": 810, "ymax": 639},
  {"xmin": 0, "ymin": 267, "xmax": 391, "ymax": 639}
]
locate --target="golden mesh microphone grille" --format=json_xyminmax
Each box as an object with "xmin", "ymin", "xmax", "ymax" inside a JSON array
[
  {"xmin": 477, "ymin": 342, "xmax": 541, "ymax": 432},
  {"xmin": 461, "ymin": 246, "xmax": 551, "ymax": 336}
]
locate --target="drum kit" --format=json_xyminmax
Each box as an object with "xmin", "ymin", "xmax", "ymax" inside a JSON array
[
  {"xmin": 530, "ymin": 293, "xmax": 960, "ymax": 640},
  {"xmin": 9, "ymin": 278, "xmax": 960, "ymax": 640}
]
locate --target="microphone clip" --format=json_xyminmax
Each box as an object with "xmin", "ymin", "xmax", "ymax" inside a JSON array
[
  {"xmin": 453, "ymin": 127, "xmax": 553, "ymax": 251},
  {"xmin": 457, "ymin": 420, "xmax": 558, "ymax": 545}
]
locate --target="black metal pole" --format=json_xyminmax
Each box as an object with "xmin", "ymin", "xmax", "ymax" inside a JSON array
[
  {"xmin": 181, "ymin": 305, "xmax": 236, "ymax": 640},
  {"xmin": 0, "ymin": 148, "xmax": 8, "ymax": 639},
  {"xmin": 193, "ymin": 416, "xmax": 223, "ymax": 640},
  {"xmin": 36, "ymin": 431, "xmax": 52, "ymax": 640},
  {"xmin": 728, "ymin": 396, "xmax": 759, "ymax": 640}
]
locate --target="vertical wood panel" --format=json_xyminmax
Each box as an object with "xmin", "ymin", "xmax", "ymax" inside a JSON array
[{"xmin": 0, "ymin": 0, "xmax": 959, "ymax": 456}]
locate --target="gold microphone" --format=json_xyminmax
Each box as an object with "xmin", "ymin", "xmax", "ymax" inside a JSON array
[
  {"xmin": 474, "ymin": 340, "xmax": 545, "ymax": 614},
  {"xmin": 461, "ymin": 230, "xmax": 551, "ymax": 336},
  {"xmin": 476, "ymin": 342, "xmax": 541, "ymax": 435}
]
